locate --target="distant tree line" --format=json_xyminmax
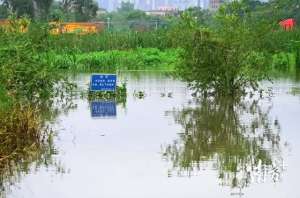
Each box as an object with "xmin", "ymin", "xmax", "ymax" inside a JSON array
[
  {"xmin": 0, "ymin": 0, "xmax": 99, "ymax": 21},
  {"xmin": 0, "ymin": 0, "xmax": 299, "ymax": 27}
]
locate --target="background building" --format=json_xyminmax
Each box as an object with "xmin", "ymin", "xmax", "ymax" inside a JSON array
[{"xmin": 98, "ymin": 0, "xmax": 224, "ymax": 11}]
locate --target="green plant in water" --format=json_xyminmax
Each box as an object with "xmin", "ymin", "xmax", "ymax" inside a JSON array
[
  {"xmin": 87, "ymin": 83, "xmax": 127, "ymax": 106},
  {"xmin": 0, "ymin": 20, "xmax": 71, "ymax": 103},
  {"xmin": 0, "ymin": 17, "xmax": 77, "ymax": 196},
  {"xmin": 0, "ymin": 104, "xmax": 65, "ymax": 197},
  {"xmin": 176, "ymin": 1, "xmax": 272, "ymax": 97}
]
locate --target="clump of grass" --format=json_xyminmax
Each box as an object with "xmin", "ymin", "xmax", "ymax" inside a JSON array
[
  {"xmin": 0, "ymin": 104, "xmax": 59, "ymax": 196},
  {"xmin": 49, "ymin": 30, "xmax": 173, "ymax": 53},
  {"xmin": 87, "ymin": 83, "xmax": 127, "ymax": 102},
  {"xmin": 0, "ymin": 105, "xmax": 48, "ymax": 162},
  {"xmin": 53, "ymin": 48, "xmax": 180, "ymax": 71}
]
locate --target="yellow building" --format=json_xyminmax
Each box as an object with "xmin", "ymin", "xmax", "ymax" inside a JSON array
[
  {"xmin": 51, "ymin": 22, "xmax": 105, "ymax": 34},
  {"xmin": 0, "ymin": 19, "xmax": 29, "ymax": 32},
  {"xmin": 0, "ymin": 19, "xmax": 105, "ymax": 34}
]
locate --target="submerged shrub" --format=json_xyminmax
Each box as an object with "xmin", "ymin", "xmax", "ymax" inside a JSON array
[
  {"xmin": 176, "ymin": 1, "xmax": 273, "ymax": 97},
  {"xmin": 177, "ymin": 28, "xmax": 270, "ymax": 96},
  {"xmin": 0, "ymin": 104, "xmax": 61, "ymax": 197},
  {"xmin": 0, "ymin": 19, "xmax": 71, "ymax": 104}
]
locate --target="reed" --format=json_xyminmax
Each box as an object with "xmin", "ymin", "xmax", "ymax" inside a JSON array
[
  {"xmin": 49, "ymin": 30, "xmax": 173, "ymax": 53},
  {"xmin": 53, "ymin": 48, "xmax": 180, "ymax": 71},
  {"xmin": 0, "ymin": 104, "xmax": 60, "ymax": 197}
]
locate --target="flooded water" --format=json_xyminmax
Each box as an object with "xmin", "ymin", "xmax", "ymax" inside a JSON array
[{"xmin": 5, "ymin": 72, "xmax": 300, "ymax": 198}]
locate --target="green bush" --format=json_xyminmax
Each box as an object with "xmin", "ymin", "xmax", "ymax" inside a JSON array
[
  {"xmin": 49, "ymin": 30, "xmax": 173, "ymax": 53},
  {"xmin": 0, "ymin": 19, "xmax": 74, "ymax": 107},
  {"xmin": 53, "ymin": 48, "xmax": 180, "ymax": 71}
]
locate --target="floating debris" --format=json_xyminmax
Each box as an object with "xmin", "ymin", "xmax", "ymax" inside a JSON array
[{"xmin": 133, "ymin": 90, "xmax": 146, "ymax": 99}]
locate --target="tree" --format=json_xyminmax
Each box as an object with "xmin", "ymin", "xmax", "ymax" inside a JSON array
[
  {"xmin": 270, "ymin": 0, "xmax": 300, "ymax": 22},
  {"xmin": 0, "ymin": 3, "xmax": 9, "ymax": 19},
  {"xmin": 60, "ymin": 0, "xmax": 73, "ymax": 13},
  {"xmin": 2, "ymin": 0, "xmax": 35, "ymax": 18},
  {"xmin": 117, "ymin": 1, "xmax": 134, "ymax": 13},
  {"xmin": 176, "ymin": 1, "xmax": 271, "ymax": 96},
  {"xmin": 242, "ymin": 0, "xmax": 265, "ymax": 11},
  {"xmin": 2, "ymin": 0, "xmax": 54, "ymax": 20},
  {"xmin": 183, "ymin": 7, "xmax": 213, "ymax": 26},
  {"xmin": 48, "ymin": 0, "xmax": 65, "ymax": 21},
  {"xmin": 73, "ymin": 0, "xmax": 98, "ymax": 22},
  {"xmin": 33, "ymin": 0, "xmax": 54, "ymax": 21}
]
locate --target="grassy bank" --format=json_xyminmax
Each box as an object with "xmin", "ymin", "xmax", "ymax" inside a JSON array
[
  {"xmin": 49, "ymin": 30, "xmax": 173, "ymax": 53},
  {"xmin": 52, "ymin": 48, "xmax": 181, "ymax": 71}
]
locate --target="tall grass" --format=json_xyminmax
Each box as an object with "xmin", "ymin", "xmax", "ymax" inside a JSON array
[
  {"xmin": 0, "ymin": 18, "xmax": 76, "ymax": 196},
  {"xmin": 0, "ymin": 104, "xmax": 62, "ymax": 197},
  {"xmin": 52, "ymin": 48, "xmax": 181, "ymax": 71},
  {"xmin": 49, "ymin": 30, "xmax": 173, "ymax": 53}
]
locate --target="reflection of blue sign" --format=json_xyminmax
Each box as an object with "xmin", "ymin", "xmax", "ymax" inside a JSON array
[
  {"xmin": 90, "ymin": 74, "xmax": 117, "ymax": 92},
  {"xmin": 91, "ymin": 101, "xmax": 117, "ymax": 118}
]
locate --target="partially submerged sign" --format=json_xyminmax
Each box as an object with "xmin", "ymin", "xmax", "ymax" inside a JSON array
[
  {"xmin": 90, "ymin": 74, "xmax": 117, "ymax": 92},
  {"xmin": 91, "ymin": 101, "xmax": 117, "ymax": 118}
]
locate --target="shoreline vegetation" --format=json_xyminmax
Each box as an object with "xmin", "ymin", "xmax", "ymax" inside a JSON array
[
  {"xmin": 53, "ymin": 48, "xmax": 180, "ymax": 71},
  {"xmin": 0, "ymin": 0, "xmax": 300, "ymax": 196}
]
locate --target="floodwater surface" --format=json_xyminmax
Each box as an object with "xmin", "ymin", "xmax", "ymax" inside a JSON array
[{"xmin": 5, "ymin": 72, "xmax": 300, "ymax": 198}]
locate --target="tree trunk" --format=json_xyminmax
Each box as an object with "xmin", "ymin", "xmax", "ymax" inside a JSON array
[{"xmin": 32, "ymin": 0, "xmax": 39, "ymax": 20}]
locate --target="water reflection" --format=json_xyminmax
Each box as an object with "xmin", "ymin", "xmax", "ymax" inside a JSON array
[
  {"xmin": 0, "ymin": 90, "xmax": 77, "ymax": 197},
  {"xmin": 90, "ymin": 100, "xmax": 117, "ymax": 118},
  {"xmin": 163, "ymin": 96, "xmax": 284, "ymax": 190}
]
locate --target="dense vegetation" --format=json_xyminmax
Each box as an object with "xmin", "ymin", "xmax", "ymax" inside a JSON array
[
  {"xmin": 0, "ymin": 17, "xmax": 76, "ymax": 197},
  {"xmin": 0, "ymin": 0, "xmax": 300, "ymax": 195},
  {"xmin": 53, "ymin": 48, "xmax": 180, "ymax": 71},
  {"xmin": 175, "ymin": 0, "xmax": 300, "ymax": 96},
  {"xmin": 49, "ymin": 30, "xmax": 173, "ymax": 52},
  {"xmin": 0, "ymin": 0, "xmax": 299, "ymax": 115},
  {"xmin": 0, "ymin": 0, "xmax": 299, "ymax": 121}
]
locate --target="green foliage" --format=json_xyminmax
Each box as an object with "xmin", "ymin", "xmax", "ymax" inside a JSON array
[
  {"xmin": 0, "ymin": 85, "xmax": 12, "ymax": 110},
  {"xmin": 35, "ymin": 0, "xmax": 54, "ymax": 21},
  {"xmin": 87, "ymin": 83, "xmax": 127, "ymax": 105},
  {"xmin": 0, "ymin": 3, "xmax": 9, "ymax": 19},
  {"xmin": 49, "ymin": 30, "xmax": 173, "ymax": 53},
  {"xmin": 1, "ymin": 0, "xmax": 100, "ymax": 22},
  {"xmin": 270, "ymin": 0, "xmax": 300, "ymax": 22},
  {"xmin": 183, "ymin": 7, "xmax": 213, "ymax": 27},
  {"xmin": 2, "ymin": 0, "xmax": 35, "ymax": 18},
  {"xmin": 177, "ymin": 29, "xmax": 269, "ymax": 96},
  {"xmin": 176, "ymin": 1, "xmax": 272, "ymax": 96},
  {"xmin": 290, "ymin": 40, "xmax": 300, "ymax": 67},
  {"xmin": 72, "ymin": 0, "xmax": 98, "ymax": 22},
  {"xmin": 0, "ymin": 18, "xmax": 69, "ymax": 104},
  {"xmin": 272, "ymin": 53, "xmax": 291, "ymax": 71},
  {"xmin": 53, "ymin": 48, "xmax": 180, "ymax": 71},
  {"xmin": 117, "ymin": 1, "xmax": 134, "ymax": 13}
]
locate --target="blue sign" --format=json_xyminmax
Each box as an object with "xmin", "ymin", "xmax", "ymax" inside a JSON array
[
  {"xmin": 91, "ymin": 101, "xmax": 117, "ymax": 118},
  {"xmin": 90, "ymin": 74, "xmax": 117, "ymax": 92}
]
